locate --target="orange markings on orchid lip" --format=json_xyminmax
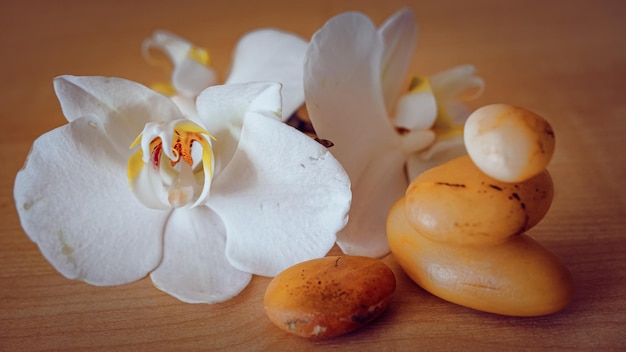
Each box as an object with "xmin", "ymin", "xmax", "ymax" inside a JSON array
[
  {"xmin": 149, "ymin": 138, "xmax": 162, "ymax": 167},
  {"xmin": 147, "ymin": 130, "xmax": 206, "ymax": 168},
  {"xmin": 169, "ymin": 130, "xmax": 205, "ymax": 167}
]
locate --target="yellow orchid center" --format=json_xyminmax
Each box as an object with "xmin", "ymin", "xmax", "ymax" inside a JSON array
[
  {"xmin": 408, "ymin": 76, "xmax": 463, "ymax": 140},
  {"xmin": 188, "ymin": 46, "xmax": 211, "ymax": 66},
  {"xmin": 128, "ymin": 120, "xmax": 216, "ymax": 209},
  {"xmin": 150, "ymin": 82, "xmax": 177, "ymax": 97}
]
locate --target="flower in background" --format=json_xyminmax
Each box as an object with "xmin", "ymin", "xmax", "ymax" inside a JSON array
[
  {"xmin": 143, "ymin": 31, "xmax": 217, "ymax": 95},
  {"xmin": 304, "ymin": 8, "xmax": 484, "ymax": 257},
  {"xmin": 143, "ymin": 29, "xmax": 308, "ymax": 121},
  {"xmin": 401, "ymin": 65, "xmax": 484, "ymax": 179},
  {"xmin": 14, "ymin": 76, "xmax": 351, "ymax": 304}
]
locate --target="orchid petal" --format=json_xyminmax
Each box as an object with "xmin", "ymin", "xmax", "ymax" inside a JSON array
[
  {"xmin": 430, "ymin": 64, "xmax": 485, "ymax": 103},
  {"xmin": 150, "ymin": 207, "xmax": 252, "ymax": 304},
  {"xmin": 14, "ymin": 117, "xmax": 166, "ymax": 285},
  {"xmin": 393, "ymin": 91, "xmax": 438, "ymax": 130},
  {"xmin": 127, "ymin": 146, "xmax": 171, "ymax": 210},
  {"xmin": 444, "ymin": 101, "xmax": 474, "ymax": 126},
  {"xmin": 208, "ymin": 113, "xmax": 351, "ymax": 277},
  {"xmin": 172, "ymin": 56, "xmax": 218, "ymax": 97},
  {"xmin": 304, "ymin": 12, "xmax": 399, "ymax": 187},
  {"xmin": 336, "ymin": 149, "xmax": 407, "ymax": 257},
  {"xmin": 142, "ymin": 30, "xmax": 193, "ymax": 66},
  {"xmin": 379, "ymin": 8, "xmax": 418, "ymax": 114},
  {"xmin": 170, "ymin": 95, "xmax": 201, "ymax": 122},
  {"xmin": 143, "ymin": 30, "xmax": 217, "ymax": 97},
  {"xmin": 53, "ymin": 75, "xmax": 182, "ymax": 154},
  {"xmin": 225, "ymin": 29, "xmax": 307, "ymax": 120},
  {"xmin": 196, "ymin": 82, "xmax": 282, "ymax": 174},
  {"xmin": 400, "ymin": 128, "xmax": 436, "ymax": 153},
  {"xmin": 406, "ymin": 138, "xmax": 467, "ymax": 180},
  {"xmin": 430, "ymin": 65, "xmax": 485, "ymax": 126}
]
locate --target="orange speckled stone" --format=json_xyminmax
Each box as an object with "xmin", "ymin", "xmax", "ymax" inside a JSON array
[{"xmin": 264, "ymin": 256, "xmax": 396, "ymax": 338}]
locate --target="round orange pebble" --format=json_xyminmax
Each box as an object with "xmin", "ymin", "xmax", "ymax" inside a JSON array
[{"xmin": 264, "ymin": 256, "xmax": 396, "ymax": 338}]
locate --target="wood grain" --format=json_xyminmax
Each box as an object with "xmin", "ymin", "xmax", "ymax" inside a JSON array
[{"xmin": 1, "ymin": 0, "xmax": 625, "ymax": 350}]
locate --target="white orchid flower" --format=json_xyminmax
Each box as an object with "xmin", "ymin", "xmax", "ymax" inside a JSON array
[
  {"xmin": 14, "ymin": 76, "xmax": 351, "ymax": 304},
  {"xmin": 304, "ymin": 9, "xmax": 484, "ymax": 257},
  {"xmin": 143, "ymin": 29, "xmax": 307, "ymax": 122}
]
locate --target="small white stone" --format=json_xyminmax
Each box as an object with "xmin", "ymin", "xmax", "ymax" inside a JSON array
[{"xmin": 464, "ymin": 104, "xmax": 555, "ymax": 183}]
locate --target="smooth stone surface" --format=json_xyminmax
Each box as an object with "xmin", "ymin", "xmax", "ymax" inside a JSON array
[
  {"xmin": 464, "ymin": 104, "xmax": 555, "ymax": 183},
  {"xmin": 264, "ymin": 256, "xmax": 396, "ymax": 338},
  {"xmin": 387, "ymin": 199, "xmax": 574, "ymax": 317},
  {"xmin": 405, "ymin": 155, "xmax": 553, "ymax": 246}
]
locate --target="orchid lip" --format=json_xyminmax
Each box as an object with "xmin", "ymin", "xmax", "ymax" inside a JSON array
[{"xmin": 128, "ymin": 119, "xmax": 215, "ymax": 209}]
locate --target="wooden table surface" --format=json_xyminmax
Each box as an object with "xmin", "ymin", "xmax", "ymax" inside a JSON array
[{"xmin": 1, "ymin": 0, "xmax": 625, "ymax": 350}]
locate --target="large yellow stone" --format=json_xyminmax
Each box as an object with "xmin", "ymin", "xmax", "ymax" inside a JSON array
[
  {"xmin": 388, "ymin": 199, "xmax": 573, "ymax": 316},
  {"xmin": 405, "ymin": 156, "xmax": 553, "ymax": 246}
]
